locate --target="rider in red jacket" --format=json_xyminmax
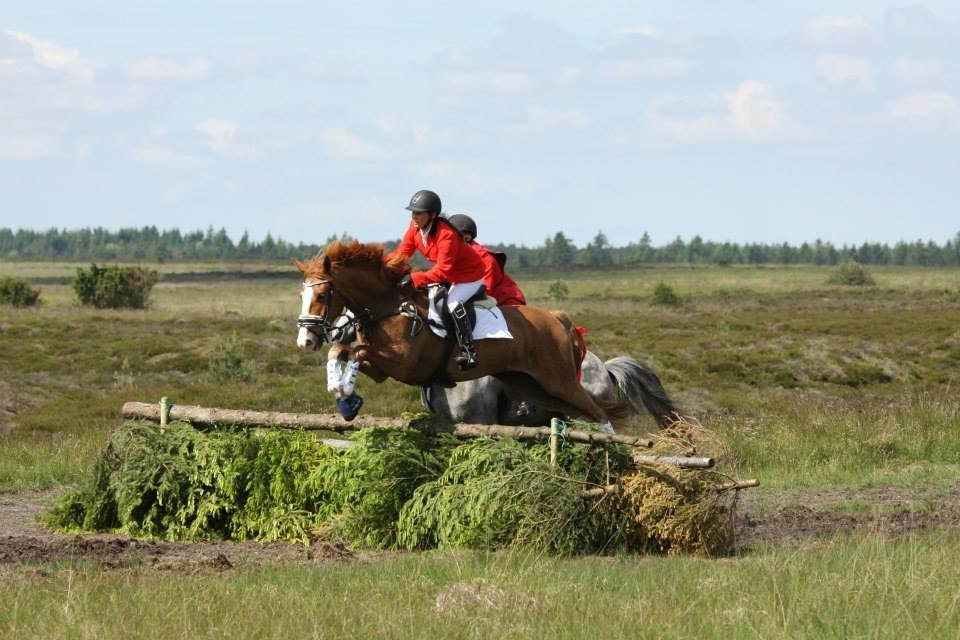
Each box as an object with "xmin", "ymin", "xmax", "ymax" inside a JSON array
[
  {"xmin": 448, "ymin": 214, "xmax": 527, "ymax": 306},
  {"xmin": 386, "ymin": 190, "xmax": 485, "ymax": 369}
]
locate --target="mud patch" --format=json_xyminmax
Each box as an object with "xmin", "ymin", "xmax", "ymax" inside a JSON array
[
  {"xmin": 2, "ymin": 486, "xmax": 959, "ymax": 568},
  {"xmin": 735, "ymin": 484, "xmax": 960, "ymax": 546},
  {"xmin": 0, "ymin": 489, "xmax": 355, "ymax": 571}
]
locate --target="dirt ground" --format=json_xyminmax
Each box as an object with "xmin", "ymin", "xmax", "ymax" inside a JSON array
[
  {"xmin": 0, "ymin": 489, "xmax": 355, "ymax": 573},
  {"xmin": 2, "ymin": 485, "xmax": 959, "ymax": 571}
]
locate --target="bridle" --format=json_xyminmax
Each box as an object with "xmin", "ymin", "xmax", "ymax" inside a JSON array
[
  {"xmin": 297, "ymin": 276, "xmax": 428, "ymax": 345},
  {"xmin": 297, "ymin": 279, "xmax": 349, "ymax": 344}
]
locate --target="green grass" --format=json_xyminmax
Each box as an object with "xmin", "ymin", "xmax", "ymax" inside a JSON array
[
  {"xmin": 2, "ymin": 263, "xmax": 959, "ymax": 489},
  {"xmin": 2, "ymin": 530, "xmax": 958, "ymax": 639},
  {"xmin": 2, "ymin": 261, "xmax": 960, "ymax": 638}
]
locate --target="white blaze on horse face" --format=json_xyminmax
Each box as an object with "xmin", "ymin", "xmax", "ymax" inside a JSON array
[{"xmin": 297, "ymin": 283, "xmax": 317, "ymax": 351}]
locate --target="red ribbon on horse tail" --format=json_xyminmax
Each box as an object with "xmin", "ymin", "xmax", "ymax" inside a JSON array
[{"xmin": 574, "ymin": 325, "xmax": 588, "ymax": 381}]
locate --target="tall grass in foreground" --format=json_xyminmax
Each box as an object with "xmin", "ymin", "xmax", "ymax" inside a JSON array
[
  {"xmin": 2, "ymin": 530, "xmax": 958, "ymax": 639},
  {"xmin": 712, "ymin": 389, "xmax": 960, "ymax": 488},
  {"xmin": 0, "ymin": 431, "xmax": 106, "ymax": 489}
]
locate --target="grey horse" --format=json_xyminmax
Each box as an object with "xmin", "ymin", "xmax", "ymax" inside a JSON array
[{"xmin": 418, "ymin": 351, "xmax": 679, "ymax": 428}]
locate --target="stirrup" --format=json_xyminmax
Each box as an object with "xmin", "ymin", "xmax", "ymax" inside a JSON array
[{"xmin": 456, "ymin": 346, "xmax": 479, "ymax": 370}]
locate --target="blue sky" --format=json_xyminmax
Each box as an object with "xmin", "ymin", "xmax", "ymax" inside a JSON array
[{"xmin": 2, "ymin": 1, "xmax": 959, "ymax": 248}]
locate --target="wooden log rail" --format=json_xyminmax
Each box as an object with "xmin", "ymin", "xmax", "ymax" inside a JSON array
[
  {"xmin": 632, "ymin": 454, "xmax": 715, "ymax": 469},
  {"xmin": 121, "ymin": 401, "xmax": 758, "ymax": 488},
  {"xmin": 121, "ymin": 401, "xmax": 655, "ymax": 449}
]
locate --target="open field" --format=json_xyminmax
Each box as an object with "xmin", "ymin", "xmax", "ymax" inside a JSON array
[{"xmin": 1, "ymin": 261, "xmax": 959, "ymax": 638}]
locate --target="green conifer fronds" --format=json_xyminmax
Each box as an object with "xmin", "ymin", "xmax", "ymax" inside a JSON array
[{"xmin": 47, "ymin": 421, "xmax": 736, "ymax": 555}]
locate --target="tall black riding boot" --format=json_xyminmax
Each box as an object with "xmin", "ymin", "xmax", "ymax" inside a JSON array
[{"xmin": 450, "ymin": 302, "xmax": 479, "ymax": 370}]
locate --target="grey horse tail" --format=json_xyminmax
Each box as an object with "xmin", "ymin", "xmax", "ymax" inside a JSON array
[{"xmin": 604, "ymin": 356, "xmax": 680, "ymax": 428}]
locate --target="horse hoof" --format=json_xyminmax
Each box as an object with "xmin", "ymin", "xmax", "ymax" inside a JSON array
[{"xmin": 337, "ymin": 395, "xmax": 364, "ymax": 421}]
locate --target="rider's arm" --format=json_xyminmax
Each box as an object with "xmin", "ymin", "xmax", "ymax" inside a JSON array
[
  {"xmin": 385, "ymin": 222, "xmax": 418, "ymax": 264},
  {"xmin": 471, "ymin": 243, "xmax": 500, "ymax": 292},
  {"xmin": 411, "ymin": 226, "xmax": 458, "ymax": 288}
]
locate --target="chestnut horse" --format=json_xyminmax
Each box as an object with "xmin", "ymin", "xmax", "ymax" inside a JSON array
[{"xmin": 294, "ymin": 241, "xmax": 614, "ymax": 424}]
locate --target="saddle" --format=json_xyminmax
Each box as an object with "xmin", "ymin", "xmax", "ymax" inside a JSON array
[{"xmin": 428, "ymin": 284, "xmax": 491, "ymax": 336}]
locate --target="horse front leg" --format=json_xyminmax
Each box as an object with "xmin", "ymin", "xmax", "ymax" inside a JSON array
[
  {"xmin": 359, "ymin": 360, "xmax": 388, "ymax": 383},
  {"xmin": 349, "ymin": 344, "xmax": 388, "ymax": 383}
]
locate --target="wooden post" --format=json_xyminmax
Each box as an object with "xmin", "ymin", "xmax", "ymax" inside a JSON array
[
  {"xmin": 159, "ymin": 397, "xmax": 170, "ymax": 431},
  {"xmin": 581, "ymin": 485, "xmax": 621, "ymax": 498},
  {"xmin": 632, "ymin": 454, "xmax": 715, "ymax": 468},
  {"xmin": 717, "ymin": 479, "xmax": 760, "ymax": 491},
  {"xmin": 549, "ymin": 418, "xmax": 561, "ymax": 467}
]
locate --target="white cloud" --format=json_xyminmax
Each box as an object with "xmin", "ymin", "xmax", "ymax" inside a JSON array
[
  {"xmin": 0, "ymin": 133, "xmax": 59, "ymax": 159},
  {"xmin": 615, "ymin": 26, "xmax": 660, "ymax": 38},
  {"xmin": 302, "ymin": 60, "xmax": 360, "ymax": 84},
  {"xmin": 649, "ymin": 112, "xmax": 728, "ymax": 143},
  {"xmin": 3, "ymin": 30, "xmax": 94, "ymax": 82},
  {"xmin": 135, "ymin": 147, "xmax": 203, "ymax": 167},
  {"xmin": 196, "ymin": 118, "xmax": 238, "ymax": 151},
  {"xmin": 816, "ymin": 54, "xmax": 872, "ymax": 87},
  {"xmin": 889, "ymin": 91, "xmax": 958, "ymax": 128},
  {"xmin": 646, "ymin": 96, "xmax": 730, "ymax": 143},
  {"xmin": 526, "ymin": 107, "xmax": 589, "ymax": 128},
  {"xmin": 420, "ymin": 163, "xmax": 454, "ymax": 177},
  {"xmin": 441, "ymin": 71, "xmax": 530, "ymax": 93},
  {"xmin": 554, "ymin": 66, "xmax": 582, "ymax": 87},
  {"xmin": 322, "ymin": 127, "xmax": 384, "ymax": 161},
  {"xmin": 727, "ymin": 81, "xmax": 790, "ymax": 141},
  {"xmin": 411, "ymin": 124, "xmax": 436, "ymax": 147},
  {"xmin": 127, "ymin": 57, "xmax": 212, "ymax": 81},
  {"xmin": 602, "ymin": 58, "xmax": 695, "ymax": 80},
  {"xmin": 807, "ymin": 16, "xmax": 872, "ymax": 46},
  {"xmin": 892, "ymin": 58, "xmax": 945, "ymax": 84},
  {"xmin": 411, "ymin": 162, "xmax": 536, "ymax": 196},
  {"xmin": 374, "ymin": 117, "xmax": 404, "ymax": 136}
]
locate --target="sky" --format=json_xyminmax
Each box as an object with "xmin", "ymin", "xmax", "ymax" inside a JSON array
[{"xmin": 2, "ymin": 1, "xmax": 959, "ymax": 248}]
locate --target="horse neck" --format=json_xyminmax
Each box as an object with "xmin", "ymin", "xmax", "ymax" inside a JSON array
[{"xmin": 331, "ymin": 269, "xmax": 396, "ymax": 312}]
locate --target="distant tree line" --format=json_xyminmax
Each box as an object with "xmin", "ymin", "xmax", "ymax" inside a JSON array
[
  {"xmin": 489, "ymin": 231, "xmax": 960, "ymax": 268},
  {"xmin": 2, "ymin": 226, "xmax": 960, "ymax": 267}
]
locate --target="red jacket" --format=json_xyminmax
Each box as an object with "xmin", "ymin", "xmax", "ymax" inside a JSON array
[
  {"xmin": 388, "ymin": 218, "xmax": 486, "ymax": 289},
  {"xmin": 472, "ymin": 242, "xmax": 527, "ymax": 306}
]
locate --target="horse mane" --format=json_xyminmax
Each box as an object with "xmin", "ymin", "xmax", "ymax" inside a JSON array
[{"xmin": 303, "ymin": 240, "xmax": 411, "ymax": 283}]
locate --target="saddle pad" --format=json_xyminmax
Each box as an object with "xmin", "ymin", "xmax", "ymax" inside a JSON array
[{"xmin": 427, "ymin": 287, "xmax": 513, "ymax": 340}]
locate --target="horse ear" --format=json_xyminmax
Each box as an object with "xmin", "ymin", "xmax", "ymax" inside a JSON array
[{"xmin": 292, "ymin": 258, "xmax": 307, "ymax": 274}]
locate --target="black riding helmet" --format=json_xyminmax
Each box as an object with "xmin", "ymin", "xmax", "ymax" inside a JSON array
[
  {"xmin": 405, "ymin": 189, "xmax": 442, "ymax": 214},
  {"xmin": 447, "ymin": 214, "xmax": 478, "ymax": 240}
]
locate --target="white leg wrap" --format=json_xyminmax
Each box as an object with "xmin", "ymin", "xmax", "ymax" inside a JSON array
[
  {"xmin": 326, "ymin": 359, "xmax": 342, "ymax": 395},
  {"xmin": 341, "ymin": 360, "xmax": 360, "ymax": 396}
]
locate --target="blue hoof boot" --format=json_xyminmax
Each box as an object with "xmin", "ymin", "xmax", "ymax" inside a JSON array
[{"xmin": 337, "ymin": 394, "xmax": 364, "ymax": 421}]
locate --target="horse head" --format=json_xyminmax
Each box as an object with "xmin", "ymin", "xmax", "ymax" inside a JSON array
[{"xmin": 293, "ymin": 241, "xmax": 411, "ymax": 351}]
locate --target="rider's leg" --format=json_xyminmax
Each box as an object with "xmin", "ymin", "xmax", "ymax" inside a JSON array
[{"xmin": 447, "ymin": 279, "xmax": 484, "ymax": 370}]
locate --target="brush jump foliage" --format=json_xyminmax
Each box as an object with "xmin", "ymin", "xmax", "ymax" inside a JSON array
[
  {"xmin": 0, "ymin": 276, "xmax": 40, "ymax": 307},
  {"xmin": 48, "ymin": 420, "xmax": 736, "ymax": 555},
  {"xmin": 72, "ymin": 263, "xmax": 159, "ymax": 309}
]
